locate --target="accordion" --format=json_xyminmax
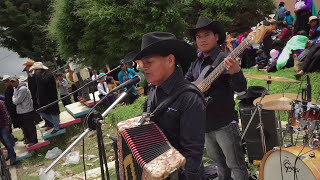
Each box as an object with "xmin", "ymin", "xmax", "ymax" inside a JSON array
[{"xmin": 117, "ymin": 116, "xmax": 186, "ymax": 180}]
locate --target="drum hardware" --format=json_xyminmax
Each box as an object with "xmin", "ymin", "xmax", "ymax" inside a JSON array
[
  {"xmin": 244, "ymin": 74, "xmax": 300, "ymax": 91},
  {"xmin": 241, "ymin": 89, "xmax": 268, "ymax": 154}
]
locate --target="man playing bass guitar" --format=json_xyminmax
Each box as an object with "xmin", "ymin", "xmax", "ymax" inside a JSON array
[{"xmin": 185, "ymin": 17, "xmax": 248, "ymax": 180}]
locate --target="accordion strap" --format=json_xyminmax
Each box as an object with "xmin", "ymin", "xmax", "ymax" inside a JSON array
[
  {"xmin": 138, "ymin": 83, "xmax": 204, "ymax": 125},
  {"xmin": 152, "ymin": 83, "xmax": 204, "ymax": 117}
]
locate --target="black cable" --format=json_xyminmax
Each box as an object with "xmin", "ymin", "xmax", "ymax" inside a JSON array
[{"xmin": 82, "ymin": 137, "xmax": 87, "ymax": 180}]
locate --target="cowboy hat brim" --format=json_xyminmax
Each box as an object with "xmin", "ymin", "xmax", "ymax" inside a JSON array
[
  {"xmin": 188, "ymin": 21, "xmax": 226, "ymax": 45},
  {"xmin": 29, "ymin": 65, "xmax": 48, "ymax": 71},
  {"xmin": 133, "ymin": 39, "xmax": 196, "ymax": 73}
]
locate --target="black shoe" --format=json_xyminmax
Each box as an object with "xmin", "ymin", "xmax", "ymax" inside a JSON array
[
  {"xmin": 50, "ymin": 129, "xmax": 59, "ymax": 134},
  {"xmin": 10, "ymin": 157, "xmax": 16, "ymax": 166},
  {"xmin": 40, "ymin": 124, "xmax": 48, "ymax": 128},
  {"xmin": 45, "ymin": 126, "xmax": 53, "ymax": 131}
]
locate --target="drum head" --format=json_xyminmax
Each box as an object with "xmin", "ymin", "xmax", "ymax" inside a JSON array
[{"xmin": 262, "ymin": 148, "xmax": 317, "ymax": 180}]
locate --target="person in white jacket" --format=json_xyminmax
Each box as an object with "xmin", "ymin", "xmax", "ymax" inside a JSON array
[
  {"xmin": 97, "ymin": 73, "xmax": 111, "ymax": 107},
  {"xmin": 10, "ymin": 76, "xmax": 38, "ymax": 147}
]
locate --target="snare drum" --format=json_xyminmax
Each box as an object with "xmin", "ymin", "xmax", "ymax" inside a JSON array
[
  {"xmin": 260, "ymin": 146, "xmax": 320, "ymax": 180},
  {"xmin": 289, "ymin": 101, "xmax": 320, "ymax": 132}
]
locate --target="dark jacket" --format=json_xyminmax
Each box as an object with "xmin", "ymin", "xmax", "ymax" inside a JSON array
[
  {"xmin": 35, "ymin": 71, "xmax": 60, "ymax": 115},
  {"xmin": 185, "ymin": 46, "xmax": 247, "ymax": 131},
  {"xmin": 303, "ymin": 43, "xmax": 320, "ymax": 72},
  {"xmin": 0, "ymin": 100, "xmax": 11, "ymax": 128},
  {"xmin": 28, "ymin": 74, "xmax": 38, "ymax": 109},
  {"xmin": 4, "ymin": 86, "xmax": 19, "ymax": 128},
  {"xmin": 4, "ymin": 86, "xmax": 17, "ymax": 117},
  {"xmin": 148, "ymin": 70, "xmax": 206, "ymax": 179}
]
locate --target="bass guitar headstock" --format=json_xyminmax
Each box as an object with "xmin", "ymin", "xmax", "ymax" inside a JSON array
[{"xmin": 246, "ymin": 19, "xmax": 277, "ymax": 45}]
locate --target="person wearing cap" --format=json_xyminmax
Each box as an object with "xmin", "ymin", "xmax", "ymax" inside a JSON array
[
  {"xmin": 10, "ymin": 76, "xmax": 38, "ymax": 147},
  {"xmin": 308, "ymin": 16, "xmax": 319, "ymax": 39},
  {"xmin": 117, "ymin": 51, "xmax": 138, "ymax": 104},
  {"xmin": 97, "ymin": 73, "xmax": 112, "ymax": 107},
  {"xmin": 186, "ymin": 17, "xmax": 248, "ymax": 180},
  {"xmin": 0, "ymin": 98, "xmax": 16, "ymax": 165},
  {"xmin": 134, "ymin": 31, "xmax": 206, "ymax": 179},
  {"xmin": 2, "ymin": 75, "xmax": 19, "ymax": 130},
  {"xmin": 56, "ymin": 73, "xmax": 72, "ymax": 106},
  {"xmin": 30, "ymin": 62, "xmax": 60, "ymax": 134}
]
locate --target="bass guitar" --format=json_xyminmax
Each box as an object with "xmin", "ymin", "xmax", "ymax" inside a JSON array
[{"xmin": 192, "ymin": 20, "xmax": 276, "ymax": 93}]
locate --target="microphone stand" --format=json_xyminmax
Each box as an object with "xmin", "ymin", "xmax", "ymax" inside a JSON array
[
  {"xmin": 36, "ymin": 65, "xmax": 121, "ymax": 113},
  {"xmin": 43, "ymin": 88, "xmax": 131, "ymax": 180}
]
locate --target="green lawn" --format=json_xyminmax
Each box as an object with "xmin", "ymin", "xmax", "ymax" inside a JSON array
[{"xmin": 242, "ymin": 67, "xmax": 320, "ymax": 101}]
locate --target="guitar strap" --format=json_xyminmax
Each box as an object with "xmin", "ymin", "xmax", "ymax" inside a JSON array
[
  {"xmin": 211, "ymin": 51, "xmax": 226, "ymax": 69},
  {"xmin": 204, "ymin": 51, "xmax": 226, "ymax": 78}
]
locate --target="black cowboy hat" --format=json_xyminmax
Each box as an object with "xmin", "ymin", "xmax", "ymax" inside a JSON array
[
  {"xmin": 237, "ymin": 86, "xmax": 268, "ymax": 100},
  {"xmin": 188, "ymin": 17, "xmax": 226, "ymax": 45},
  {"xmin": 133, "ymin": 31, "xmax": 196, "ymax": 72},
  {"xmin": 120, "ymin": 51, "xmax": 139, "ymax": 65}
]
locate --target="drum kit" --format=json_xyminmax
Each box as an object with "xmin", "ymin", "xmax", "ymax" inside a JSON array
[{"xmin": 244, "ymin": 74, "xmax": 320, "ymax": 180}]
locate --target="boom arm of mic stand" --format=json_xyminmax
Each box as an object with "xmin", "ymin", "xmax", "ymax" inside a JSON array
[
  {"xmin": 43, "ymin": 87, "xmax": 131, "ymax": 174},
  {"xmin": 102, "ymin": 88, "xmax": 132, "ymax": 119}
]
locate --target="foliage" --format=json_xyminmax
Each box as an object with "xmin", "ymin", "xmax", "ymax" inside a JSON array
[
  {"xmin": 0, "ymin": 0, "xmax": 58, "ymax": 62},
  {"xmin": 48, "ymin": 0, "xmax": 275, "ymax": 69}
]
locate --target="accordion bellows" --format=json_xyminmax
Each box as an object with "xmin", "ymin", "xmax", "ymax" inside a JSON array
[{"xmin": 117, "ymin": 116, "xmax": 186, "ymax": 180}]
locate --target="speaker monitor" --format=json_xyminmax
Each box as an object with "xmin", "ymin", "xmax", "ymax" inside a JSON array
[{"xmin": 238, "ymin": 102, "xmax": 279, "ymax": 163}]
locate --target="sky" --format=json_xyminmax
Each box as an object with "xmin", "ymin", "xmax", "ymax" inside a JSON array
[{"xmin": 0, "ymin": 47, "xmax": 29, "ymax": 77}]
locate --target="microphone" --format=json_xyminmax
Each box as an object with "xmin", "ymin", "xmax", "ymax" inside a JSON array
[
  {"xmin": 306, "ymin": 75, "xmax": 312, "ymax": 102},
  {"xmin": 109, "ymin": 72, "xmax": 145, "ymax": 94}
]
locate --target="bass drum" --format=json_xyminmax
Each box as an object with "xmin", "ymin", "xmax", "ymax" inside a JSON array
[{"xmin": 259, "ymin": 146, "xmax": 320, "ymax": 180}]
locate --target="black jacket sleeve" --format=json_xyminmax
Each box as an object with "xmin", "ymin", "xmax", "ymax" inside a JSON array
[{"xmin": 230, "ymin": 70, "xmax": 247, "ymax": 93}]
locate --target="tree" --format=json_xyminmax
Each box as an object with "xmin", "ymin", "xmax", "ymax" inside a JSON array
[
  {"xmin": 0, "ymin": 0, "xmax": 58, "ymax": 64},
  {"xmin": 48, "ymin": 0, "xmax": 276, "ymax": 69}
]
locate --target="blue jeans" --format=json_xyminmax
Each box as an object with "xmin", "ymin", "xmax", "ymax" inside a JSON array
[
  {"xmin": 0, "ymin": 128, "xmax": 16, "ymax": 160},
  {"xmin": 39, "ymin": 113, "xmax": 60, "ymax": 130},
  {"xmin": 205, "ymin": 123, "xmax": 248, "ymax": 180}
]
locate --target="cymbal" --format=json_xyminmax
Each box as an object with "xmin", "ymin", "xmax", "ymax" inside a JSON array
[
  {"xmin": 253, "ymin": 93, "xmax": 316, "ymax": 111},
  {"xmin": 245, "ymin": 74, "xmax": 300, "ymax": 83}
]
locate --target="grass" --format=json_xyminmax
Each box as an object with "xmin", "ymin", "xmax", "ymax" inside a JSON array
[
  {"xmin": 15, "ymin": 96, "xmax": 146, "ymax": 180},
  {"xmin": 242, "ymin": 67, "xmax": 320, "ymax": 101}
]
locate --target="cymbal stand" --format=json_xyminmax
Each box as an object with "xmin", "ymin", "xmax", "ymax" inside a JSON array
[
  {"xmin": 241, "ymin": 90, "xmax": 267, "ymax": 154},
  {"xmin": 267, "ymin": 80, "xmax": 271, "ymax": 92},
  {"xmin": 257, "ymin": 100, "xmax": 267, "ymax": 154},
  {"xmin": 276, "ymin": 111, "xmax": 284, "ymax": 146}
]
